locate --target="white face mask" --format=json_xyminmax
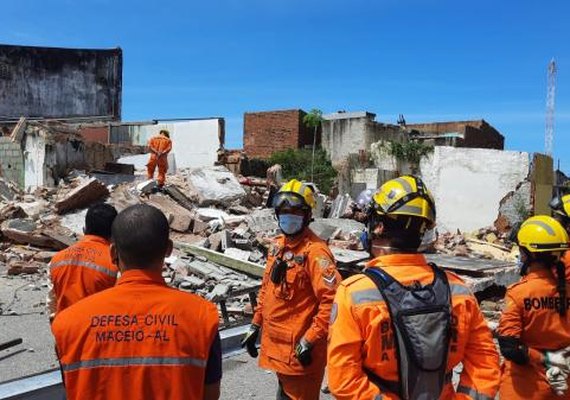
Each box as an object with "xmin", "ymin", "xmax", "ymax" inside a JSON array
[{"xmin": 278, "ymin": 214, "xmax": 304, "ymax": 236}]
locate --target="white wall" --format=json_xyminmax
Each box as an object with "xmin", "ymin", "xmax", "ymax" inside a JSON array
[
  {"xmin": 420, "ymin": 146, "xmax": 530, "ymax": 233},
  {"xmin": 130, "ymin": 120, "xmax": 221, "ymax": 169},
  {"xmin": 24, "ymin": 133, "xmax": 48, "ymax": 189}
]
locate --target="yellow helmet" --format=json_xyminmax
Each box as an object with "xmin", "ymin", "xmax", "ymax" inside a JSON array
[
  {"xmin": 517, "ymin": 215, "xmax": 570, "ymax": 253},
  {"xmin": 371, "ymin": 175, "xmax": 436, "ymax": 228},
  {"xmin": 273, "ymin": 179, "xmax": 316, "ymax": 210},
  {"xmin": 550, "ymin": 194, "xmax": 570, "ymax": 218}
]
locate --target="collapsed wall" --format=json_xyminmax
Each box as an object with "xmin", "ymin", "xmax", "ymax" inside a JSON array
[{"xmin": 420, "ymin": 146, "xmax": 531, "ymax": 233}]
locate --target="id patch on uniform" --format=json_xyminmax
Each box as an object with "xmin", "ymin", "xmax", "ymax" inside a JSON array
[
  {"xmin": 318, "ymin": 257, "xmax": 337, "ymax": 287},
  {"xmin": 330, "ymin": 303, "xmax": 338, "ymax": 324}
]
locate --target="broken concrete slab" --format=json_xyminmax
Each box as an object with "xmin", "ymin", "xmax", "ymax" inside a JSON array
[
  {"xmin": 0, "ymin": 219, "xmax": 66, "ymax": 249},
  {"xmin": 192, "ymin": 219, "xmax": 209, "ymax": 235},
  {"xmin": 0, "ymin": 178, "xmax": 21, "ymax": 202},
  {"xmin": 179, "ymin": 275, "xmax": 206, "ymax": 290},
  {"xmin": 163, "ymin": 185, "xmax": 195, "ymax": 211},
  {"xmin": 207, "ymin": 283, "xmax": 231, "ymax": 302},
  {"xmin": 329, "ymin": 194, "xmax": 352, "ymax": 218},
  {"xmin": 136, "ymin": 179, "xmax": 157, "ymax": 195},
  {"xmin": 55, "ymin": 177, "xmax": 109, "ymax": 214},
  {"xmin": 33, "ymin": 251, "xmax": 57, "ymax": 263},
  {"xmin": 224, "ymin": 248, "xmax": 252, "ymax": 262},
  {"xmin": 7, "ymin": 260, "xmax": 42, "ymax": 275},
  {"xmin": 187, "ymin": 166, "xmax": 246, "ymax": 206},
  {"xmin": 196, "ymin": 208, "xmax": 230, "ymax": 222},
  {"xmin": 175, "ymin": 242, "xmax": 265, "ymax": 278},
  {"xmin": 146, "ymin": 193, "xmax": 193, "ymax": 232},
  {"xmin": 18, "ymin": 201, "xmax": 49, "ymax": 219},
  {"xmin": 310, "ymin": 218, "xmax": 365, "ymax": 240},
  {"xmin": 245, "ymin": 209, "xmax": 279, "ymax": 234},
  {"xmin": 208, "ymin": 231, "xmax": 224, "ymax": 252},
  {"xmin": 330, "ymin": 248, "xmax": 370, "ymax": 266}
]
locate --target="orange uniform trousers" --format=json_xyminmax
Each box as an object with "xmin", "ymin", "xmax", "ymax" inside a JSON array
[
  {"xmin": 498, "ymin": 268, "xmax": 570, "ymax": 399},
  {"xmin": 51, "ymin": 269, "xmax": 219, "ymax": 400},
  {"xmin": 252, "ymin": 229, "xmax": 341, "ymax": 400},
  {"xmin": 147, "ymin": 135, "xmax": 172, "ymax": 186},
  {"xmin": 49, "ymin": 235, "xmax": 118, "ymax": 315},
  {"xmin": 327, "ymin": 254, "xmax": 500, "ymax": 400}
]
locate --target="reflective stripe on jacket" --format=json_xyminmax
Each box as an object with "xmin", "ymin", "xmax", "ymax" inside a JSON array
[
  {"xmin": 498, "ymin": 268, "xmax": 570, "ymax": 399},
  {"xmin": 52, "ymin": 268, "xmax": 219, "ymax": 400},
  {"xmin": 327, "ymin": 254, "xmax": 500, "ymax": 400},
  {"xmin": 252, "ymin": 229, "xmax": 341, "ymax": 375},
  {"xmin": 49, "ymin": 235, "xmax": 118, "ymax": 314}
]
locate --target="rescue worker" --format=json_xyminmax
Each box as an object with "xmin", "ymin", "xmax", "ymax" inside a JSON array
[
  {"xmin": 328, "ymin": 175, "xmax": 500, "ymax": 399},
  {"xmin": 47, "ymin": 203, "xmax": 118, "ymax": 319},
  {"xmin": 551, "ymin": 194, "xmax": 570, "ymax": 273},
  {"xmin": 498, "ymin": 215, "xmax": 570, "ymax": 399},
  {"xmin": 147, "ymin": 129, "xmax": 172, "ymax": 187},
  {"xmin": 51, "ymin": 204, "xmax": 221, "ymax": 400},
  {"xmin": 241, "ymin": 179, "xmax": 341, "ymax": 399}
]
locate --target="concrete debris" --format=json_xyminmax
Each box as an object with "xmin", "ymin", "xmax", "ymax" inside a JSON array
[
  {"xmin": 1, "ymin": 219, "xmax": 69, "ymax": 250},
  {"xmin": 329, "ymin": 194, "xmax": 353, "ymax": 218},
  {"xmin": 55, "ymin": 177, "xmax": 109, "ymax": 214},
  {"xmin": 224, "ymin": 248, "xmax": 252, "ymax": 262},
  {"xmin": 0, "ymin": 178, "xmax": 21, "ymax": 202},
  {"xmin": 136, "ymin": 179, "xmax": 157, "ymax": 195},
  {"xmin": 196, "ymin": 208, "xmax": 230, "ymax": 222},
  {"xmin": 187, "ymin": 166, "xmax": 246, "ymax": 206},
  {"xmin": 7, "ymin": 260, "xmax": 42, "ymax": 276},
  {"xmin": 146, "ymin": 193, "xmax": 193, "ymax": 232}
]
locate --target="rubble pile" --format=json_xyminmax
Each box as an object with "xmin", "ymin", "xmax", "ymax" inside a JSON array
[{"xmin": 434, "ymin": 226, "xmax": 518, "ymax": 262}]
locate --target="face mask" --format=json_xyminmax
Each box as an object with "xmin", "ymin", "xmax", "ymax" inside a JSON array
[{"xmin": 278, "ymin": 214, "xmax": 305, "ymax": 236}]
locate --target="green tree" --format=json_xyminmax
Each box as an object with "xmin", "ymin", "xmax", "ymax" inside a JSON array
[
  {"xmin": 268, "ymin": 148, "xmax": 336, "ymax": 194},
  {"xmin": 303, "ymin": 109, "xmax": 324, "ymax": 182}
]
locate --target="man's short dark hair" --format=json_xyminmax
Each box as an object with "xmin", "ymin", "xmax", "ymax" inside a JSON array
[
  {"xmin": 112, "ymin": 204, "xmax": 170, "ymax": 269},
  {"xmin": 85, "ymin": 203, "xmax": 118, "ymax": 239}
]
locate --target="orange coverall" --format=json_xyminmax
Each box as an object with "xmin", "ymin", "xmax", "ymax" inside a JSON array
[
  {"xmin": 147, "ymin": 134, "xmax": 172, "ymax": 186},
  {"xmin": 252, "ymin": 229, "xmax": 341, "ymax": 399},
  {"xmin": 52, "ymin": 268, "xmax": 220, "ymax": 400},
  {"xmin": 48, "ymin": 235, "xmax": 118, "ymax": 315},
  {"xmin": 328, "ymin": 254, "xmax": 500, "ymax": 400},
  {"xmin": 498, "ymin": 268, "xmax": 570, "ymax": 399}
]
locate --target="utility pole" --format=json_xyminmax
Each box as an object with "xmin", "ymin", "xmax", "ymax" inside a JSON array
[{"xmin": 545, "ymin": 58, "xmax": 557, "ymax": 156}]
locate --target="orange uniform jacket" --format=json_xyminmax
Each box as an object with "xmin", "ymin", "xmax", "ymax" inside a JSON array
[
  {"xmin": 498, "ymin": 268, "xmax": 570, "ymax": 399},
  {"xmin": 52, "ymin": 269, "xmax": 220, "ymax": 400},
  {"xmin": 49, "ymin": 235, "xmax": 118, "ymax": 314},
  {"xmin": 328, "ymin": 254, "xmax": 500, "ymax": 400},
  {"xmin": 564, "ymin": 251, "xmax": 570, "ymax": 281},
  {"xmin": 148, "ymin": 135, "xmax": 172, "ymax": 160},
  {"xmin": 252, "ymin": 229, "xmax": 341, "ymax": 375}
]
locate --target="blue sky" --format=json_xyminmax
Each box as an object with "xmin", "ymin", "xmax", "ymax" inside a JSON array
[{"xmin": 2, "ymin": 0, "xmax": 569, "ymax": 171}]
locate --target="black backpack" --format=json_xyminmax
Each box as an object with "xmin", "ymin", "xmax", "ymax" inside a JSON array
[{"xmin": 364, "ymin": 263, "xmax": 452, "ymax": 400}]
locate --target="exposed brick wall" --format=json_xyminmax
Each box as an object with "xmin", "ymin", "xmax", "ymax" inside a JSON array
[
  {"xmin": 78, "ymin": 126, "xmax": 110, "ymax": 143},
  {"xmin": 0, "ymin": 137, "xmax": 24, "ymax": 187},
  {"xmin": 407, "ymin": 120, "xmax": 504, "ymax": 150},
  {"xmin": 243, "ymin": 109, "xmax": 318, "ymax": 159}
]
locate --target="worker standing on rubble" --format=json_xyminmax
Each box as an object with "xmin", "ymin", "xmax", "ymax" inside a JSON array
[
  {"xmin": 327, "ymin": 175, "xmax": 500, "ymax": 399},
  {"xmin": 498, "ymin": 215, "xmax": 570, "ymax": 399},
  {"xmin": 241, "ymin": 179, "xmax": 341, "ymax": 400},
  {"xmin": 147, "ymin": 129, "xmax": 172, "ymax": 187},
  {"xmin": 51, "ymin": 204, "xmax": 221, "ymax": 400},
  {"xmin": 551, "ymin": 194, "xmax": 570, "ymax": 274},
  {"xmin": 47, "ymin": 203, "xmax": 118, "ymax": 319}
]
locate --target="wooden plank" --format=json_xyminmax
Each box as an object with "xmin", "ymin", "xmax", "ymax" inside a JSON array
[{"xmin": 174, "ymin": 242, "xmax": 265, "ymax": 278}]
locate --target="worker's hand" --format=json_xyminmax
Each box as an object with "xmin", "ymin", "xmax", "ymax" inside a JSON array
[
  {"xmin": 547, "ymin": 366, "xmax": 569, "ymax": 396},
  {"xmin": 545, "ymin": 346, "xmax": 570, "ymax": 371},
  {"xmin": 294, "ymin": 338, "xmax": 313, "ymax": 367},
  {"xmin": 240, "ymin": 324, "xmax": 260, "ymax": 358}
]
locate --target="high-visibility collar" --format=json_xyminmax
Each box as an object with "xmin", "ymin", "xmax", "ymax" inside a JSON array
[
  {"xmin": 116, "ymin": 268, "xmax": 165, "ymax": 286},
  {"xmin": 366, "ymin": 253, "xmax": 427, "ymax": 268},
  {"xmin": 525, "ymin": 267, "xmax": 557, "ymax": 281},
  {"xmin": 80, "ymin": 234, "xmax": 110, "ymax": 246},
  {"xmin": 282, "ymin": 228, "xmax": 311, "ymax": 250}
]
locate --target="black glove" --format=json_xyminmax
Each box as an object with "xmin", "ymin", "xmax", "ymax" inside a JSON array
[
  {"xmin": 295, "ymin": 338, "xmax": 313, "ymax": 367},
  {"xmin": 240, "ymin": 324, "xmax": 260, "ymax": 358}
]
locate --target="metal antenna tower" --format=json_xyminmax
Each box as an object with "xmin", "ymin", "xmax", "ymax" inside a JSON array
[{"xmin": 545, "ymin": 58, "xmax": 557, "ymax": 156}]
